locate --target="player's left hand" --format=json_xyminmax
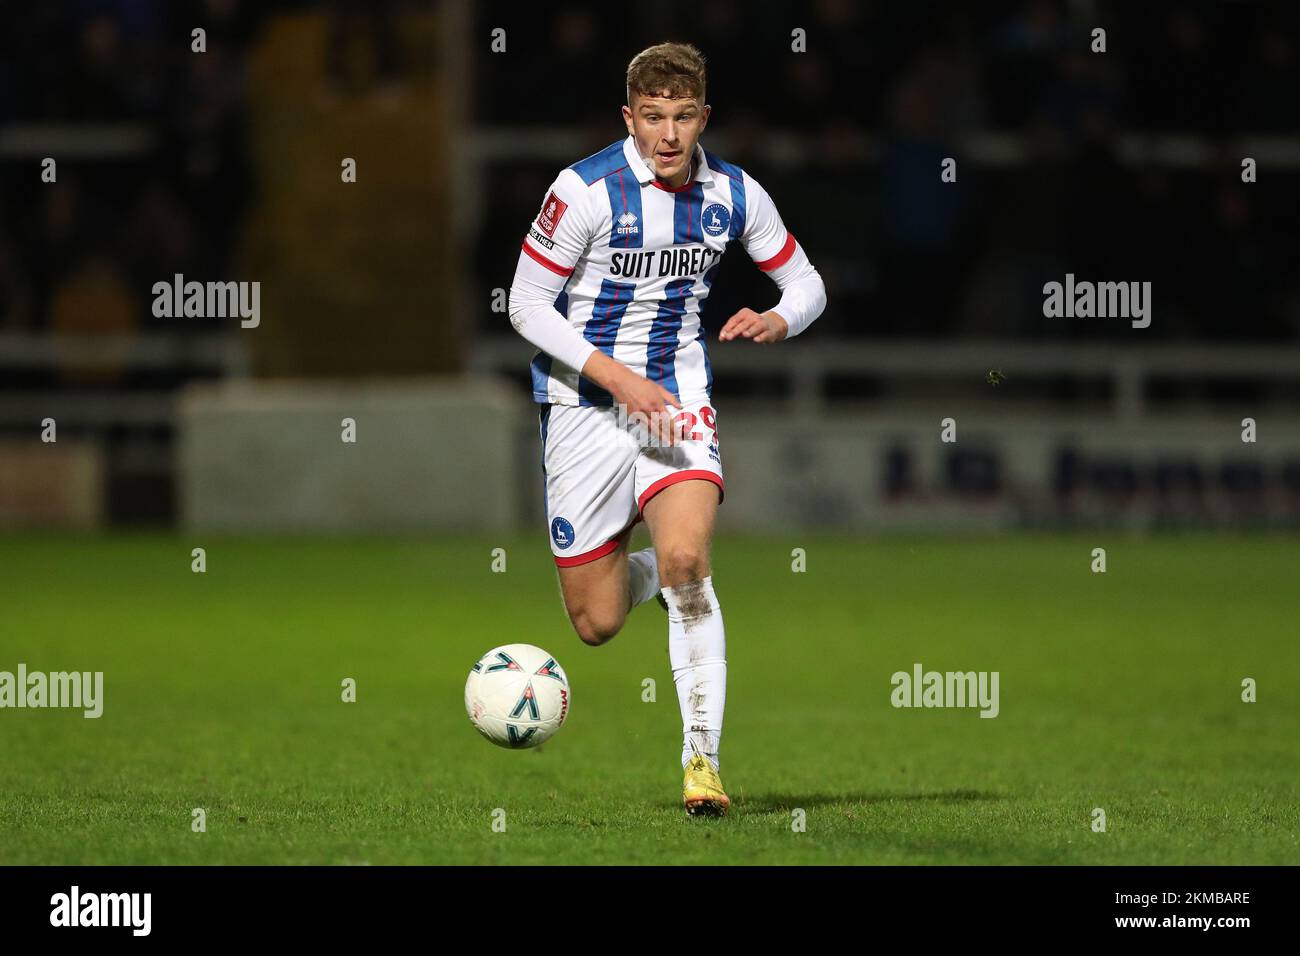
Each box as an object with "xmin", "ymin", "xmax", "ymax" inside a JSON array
[{"xmin": 719, "ymin": 308, "xmax": 788, "ymax": 344}]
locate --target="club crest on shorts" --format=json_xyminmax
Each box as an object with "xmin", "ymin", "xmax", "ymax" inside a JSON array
[
  {"xmin": 701, "ymin": 203, "xmax": 730, "ymax": 237},
  {"xmin": 550, "ymin": 517, "xmax": 576, "ymax": 549}
]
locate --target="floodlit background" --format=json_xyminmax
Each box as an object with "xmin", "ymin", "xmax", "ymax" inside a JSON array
[{"xmin": 2, "ymin": 0, "xmax": 1298, "ymax": 532}]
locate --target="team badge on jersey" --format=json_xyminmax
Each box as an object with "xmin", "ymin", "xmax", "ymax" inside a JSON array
[
  {"xmin": 550, "ymin": 516, "xmax": 576, "ymax": 549},
  {"xmin": 538, "ymin": 191, "xmax": 568, "ymax": 237},
  {"xmin": 701, "ymin": 202, "xmax": 730, "ymax": 237}
]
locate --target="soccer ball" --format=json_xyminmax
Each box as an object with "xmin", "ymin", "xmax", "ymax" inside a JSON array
[{"xmin": 464, "ymin": 644, "xmax": 570, "ymax": 749}]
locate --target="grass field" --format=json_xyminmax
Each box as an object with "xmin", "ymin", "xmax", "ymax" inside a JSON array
[{"xmin": 0, "ymin": 533, "xmax": 1296, "ymax": 865}]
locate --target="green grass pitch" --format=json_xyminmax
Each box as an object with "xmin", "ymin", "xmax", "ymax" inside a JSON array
[{"xmin": 0, "ymin": 533, "xmax": 1296, "ymax": 865}]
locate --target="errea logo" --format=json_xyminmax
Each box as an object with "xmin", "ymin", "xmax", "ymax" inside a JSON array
[
  {"xmin": 50, "ymin": 886, "xmax": 152, "ymax": 936},
  {"xmin": 616, "ymin": 211, "xmax": 639, "ymax": 236}
]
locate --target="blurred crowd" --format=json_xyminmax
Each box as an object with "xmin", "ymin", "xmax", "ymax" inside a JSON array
[
  {"xmin": 0, "ymin": 0, "xmax": 414, "ymax": 360},
  {"xmin": 473, "ymin": 0, "xmax": 1300, "ymax": 341},
  {"xmin": 0, "ymin": 0, "xmax": 260, "ymax": 354},
  {"xmin": 0, "ymin": 0, "xmax": 1297, "ymax": 354}
]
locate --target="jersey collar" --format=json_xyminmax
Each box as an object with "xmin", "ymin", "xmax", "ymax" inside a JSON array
[{"xmin": 622, "ymin": 135, "xmax": 713, "ymax": 188}]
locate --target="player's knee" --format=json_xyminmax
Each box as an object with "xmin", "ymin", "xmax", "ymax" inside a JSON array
[
  {"xmin": 657, "ymin": 544, "xmax": 709, "ymax": 587},
  {"xmin": 570, "ymin": 605, "xmax": 624, "ymax": 646}
]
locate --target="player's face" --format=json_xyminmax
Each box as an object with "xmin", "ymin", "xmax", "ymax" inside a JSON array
[{"xmin": 622, "ymin": 91, "xmax": 710, "ymax": 187}]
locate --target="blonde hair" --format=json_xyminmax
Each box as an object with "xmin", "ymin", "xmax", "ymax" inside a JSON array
[{"xmin": 626, "ymin": 42, "xmax": 706, "ymax": 105}]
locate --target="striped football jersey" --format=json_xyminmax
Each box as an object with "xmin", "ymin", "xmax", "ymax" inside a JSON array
[{"xmin": 521, "ymin": 135, "xmax": 800, "ymax": 406}]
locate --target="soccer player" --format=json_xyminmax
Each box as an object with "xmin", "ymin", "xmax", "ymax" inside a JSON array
[{"xmin": 507, "ymin": 42, "xmax": 826, "ymax": 816}]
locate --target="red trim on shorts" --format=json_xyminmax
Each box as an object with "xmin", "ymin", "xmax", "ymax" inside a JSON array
[
  {"xmin": 755, "ymin": 233, "xmax": 796, "ymax": 272},
  {"xmin": 553, "ymin": 517, "xmax": 639, "ymax": 568},
  {"xmin": 554, "ymin": 536, "xmax": 621, "ymax": 567},
  {"xmin": 521, "ymin": 240, "xmax": 574, "ymax": 276},
  {"xmin": 637, "ymin": 470, "xmax": 724, "ymax": 515}
]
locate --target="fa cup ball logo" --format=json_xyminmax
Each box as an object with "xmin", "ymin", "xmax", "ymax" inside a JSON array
[{"xmin": 538, "ymin": 191, "xmax": 568, "ymax": 237}]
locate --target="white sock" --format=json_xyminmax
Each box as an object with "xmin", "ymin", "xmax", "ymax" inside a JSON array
[
  {"xmin": 663, "ymin": 575, "xmax": 726, "ymax": 770},
  {"xmin": 626, "ymin": 548, "xmax": 661, "ymax": 607}
]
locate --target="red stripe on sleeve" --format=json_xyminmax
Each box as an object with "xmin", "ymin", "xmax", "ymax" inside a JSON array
[
  {"xmin": 755, "ymin": 233, "xmax": 797, "ymax": 272},
  {"xmin": 522, "ymin": 240, "xmax": 574, "ymax": 277}
]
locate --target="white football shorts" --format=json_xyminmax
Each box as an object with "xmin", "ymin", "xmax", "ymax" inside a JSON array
[{"xmin": 536, "ymin": 397, "xmax": 724, "ymax": 566}]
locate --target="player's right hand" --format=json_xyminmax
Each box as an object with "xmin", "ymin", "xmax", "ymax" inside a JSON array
[{"xmin": 611, "ymin": 370, "xmax": 682, "ymax": 446}]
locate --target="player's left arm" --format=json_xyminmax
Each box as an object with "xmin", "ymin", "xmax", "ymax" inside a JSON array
[{"xmin": 719, "ymin": 170, "xmax": 827, "ymax": 344}]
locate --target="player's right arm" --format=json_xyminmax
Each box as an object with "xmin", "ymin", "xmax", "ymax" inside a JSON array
[{"xmin": 508, "ymin": 171, "xmax": 680, "ymax": 442}]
